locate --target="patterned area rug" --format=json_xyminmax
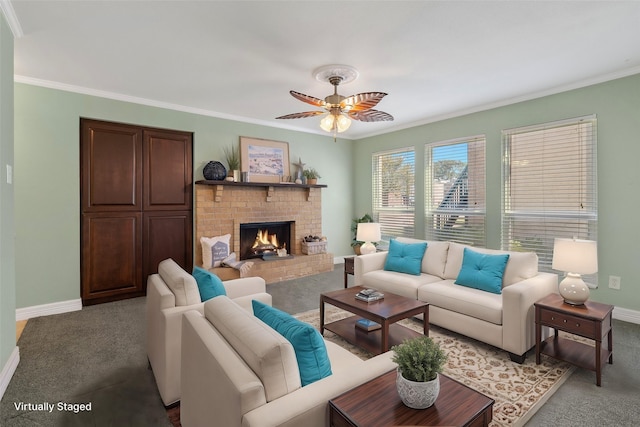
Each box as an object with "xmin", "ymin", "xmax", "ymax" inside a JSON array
[{"xmin": 296, "ymin": 306, "xmax": 575, "ymax": 427}]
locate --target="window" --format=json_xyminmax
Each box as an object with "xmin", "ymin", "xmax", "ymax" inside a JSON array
[
  {"xmin": 502, "ymin": 116, "xmax": 597, "ymax": 278},
  {"xmin": 425, "ymin": 136, "xmax": 486, "ymax": 246},
  {"xmin": 372, "ymin": 147, "xmax": 415, "ymax": 240}
]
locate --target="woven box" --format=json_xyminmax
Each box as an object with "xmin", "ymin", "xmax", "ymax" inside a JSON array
[{"xmin": 301, "ymin": 241, "xmax": 327, "ymax": 255}]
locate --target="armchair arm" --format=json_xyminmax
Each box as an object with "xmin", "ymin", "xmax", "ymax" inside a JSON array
[
  {"xmin": 241, "ymin": 352, "xmax": 397, "ymax": 427},
  {"xmin": 354, "ymin": 252, "xmax": 388, "ymax": 286},
  {"xmin": 223, "ymin": 276, "xmax": 267, "ymax": 299},
  {"xmin": 502, "ymin": 272, "xmax": 558, "ymax": 356}
]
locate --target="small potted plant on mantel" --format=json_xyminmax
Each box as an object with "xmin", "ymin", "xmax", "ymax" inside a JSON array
[
  {"xmin": 224, "ymin": 144, "xmax": 241, "ymax": 182},
  {"xmin": 392, "ymin": 336, "xmax": 448, "ymax": 409},
  {"xmin": 303, "ymin": 168, "xmax": 321, "ymax": 185}
]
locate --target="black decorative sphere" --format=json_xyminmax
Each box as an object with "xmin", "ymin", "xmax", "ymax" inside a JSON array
[{"xmin": 203, "ymin": 161, "xmax": 227, "ymax": 180}]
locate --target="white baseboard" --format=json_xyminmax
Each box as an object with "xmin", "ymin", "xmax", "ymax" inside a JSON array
[
  {"xmin": 0, "ymin": 346, "xmax": 20, "ymax": 401},
  {"xmin": 613, "ymin": 306, "xmax": 640, "ymax": 325},
  {"xmin": 15, "ymin": 299, "xmax": 82, "ymax": 321}
]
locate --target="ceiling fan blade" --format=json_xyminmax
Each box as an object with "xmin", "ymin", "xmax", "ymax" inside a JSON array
[
  {"xmin": 348, "ymin": 109, "xmax": 394, "ymax": 122},
  {"xmin": 341, "ymin": 92, "xmax": 387, "ymax": 112},
  {"xmin": 276, "ymin": 111, "xmax": 325, "ymax": 119},
  {"xmin": 290, "ymin": 91, "xmax": 326, "ymax": 108}
]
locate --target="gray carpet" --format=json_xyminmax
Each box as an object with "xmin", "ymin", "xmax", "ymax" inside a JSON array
[{"xmin": 1, "ymin": 265, "xmax": 639, "ymax": 426}]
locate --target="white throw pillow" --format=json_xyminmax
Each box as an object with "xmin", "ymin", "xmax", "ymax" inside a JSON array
[{"xmin": 201, "ymin": 234, "xmax": 231, "ymax": 268}]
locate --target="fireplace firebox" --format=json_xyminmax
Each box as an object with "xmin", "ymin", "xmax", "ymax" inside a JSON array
[{"xmin": 239, "ymin": 221, "xmax": 294, "ymax": 260}]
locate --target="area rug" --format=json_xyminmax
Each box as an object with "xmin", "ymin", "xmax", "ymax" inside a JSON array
[{"xmin": 297, "ymin": 306, "xmax": 575, "ymax": 427}]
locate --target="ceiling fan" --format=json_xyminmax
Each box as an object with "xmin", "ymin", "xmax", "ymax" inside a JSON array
[{"xmin": 276, "ymin": 65, "xmax": 393, "ymax": 139}]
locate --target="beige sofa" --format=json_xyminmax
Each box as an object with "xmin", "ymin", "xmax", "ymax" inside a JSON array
[
  {"xmin": 180, "ymin": 295, "xmax": 397, "ymax": 427},
  {"xmin": 146, "ymin": 258, "xmax": 272, "ymax": 406},
  {"xmin": 355, "ymin": 238, "xmax": 558, "ymax": 362}
]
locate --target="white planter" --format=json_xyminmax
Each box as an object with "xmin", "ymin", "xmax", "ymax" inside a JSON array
[{"xmin": 396, "ymin": 369, "xmax": 440, "ymax": 409}]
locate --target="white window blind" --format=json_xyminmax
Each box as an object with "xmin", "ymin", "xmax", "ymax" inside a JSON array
[
  {"xmin": 502, "ymin": 115, "xmax": 597, "ymax": 280},
  {"xmin": 372, "ymin": 147, "xmax": 415, "ymax": 240},
  {"xmin": 425, "ymin": 136, "xmax": 486, "ymax": 246}
]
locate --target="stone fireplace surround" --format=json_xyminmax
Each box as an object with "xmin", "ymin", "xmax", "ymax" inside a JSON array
[{"xmin": 195, "ymin": 182, "xmax": 333, "ymax": 283}]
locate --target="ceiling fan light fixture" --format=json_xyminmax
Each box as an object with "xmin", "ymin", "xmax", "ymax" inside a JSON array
[{"xmin": 320, "ymin": 112, "xmax": 351, "ymax": 133}]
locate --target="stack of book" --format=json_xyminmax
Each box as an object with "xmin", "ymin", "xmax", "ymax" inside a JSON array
[
  {"xmin": 355, "ymin": 288, "xmax": 385, "ymax": 302},
  {"xmin": 355, "ymin": 318, "xmax": 381, "ymax": 331}
]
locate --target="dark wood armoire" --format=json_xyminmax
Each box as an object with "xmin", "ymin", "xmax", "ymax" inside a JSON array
[{"xmin": 80, "ymin": 118, "xmax": 193, "ymax": 305}]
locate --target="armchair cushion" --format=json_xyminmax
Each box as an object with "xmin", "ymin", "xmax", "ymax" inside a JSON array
[
  {"xmin": 157, "ymin": 258, "xmax": 200, "ymax": 306},
  {"xmin": 192, "ymin": 267, "xmax": 227, "ymax": 301},
  {"xmin": 384, "ymin": 239, "xmax": 427, "ymax": 276},
  {"xmin": 252, "ymin": 300, "xmax": 332, "ymax": 386},
  {"xmin": 205, "ymin": 296, "xmax": 301, "ymax": 402},
  {"xmin": 455, "ymin": 248, "xmax": 509, "ymax": 294}
]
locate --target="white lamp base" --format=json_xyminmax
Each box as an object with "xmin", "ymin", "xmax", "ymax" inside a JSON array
[
  {"xmin": 359, "ymin": 242, "xmax": 376, "ymax": 255},
  {"xmin": 559, "ymin": 273, "xmax": 590, "ymax": 305}
]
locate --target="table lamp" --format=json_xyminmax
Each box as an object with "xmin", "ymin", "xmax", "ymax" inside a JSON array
[
  {"xmin": 356, "ymin": 223, "xmax": 381, "ymax": 255},
  {"xmin": 552, "ymin": 237, "xmax": 598, "ymax": 305}
]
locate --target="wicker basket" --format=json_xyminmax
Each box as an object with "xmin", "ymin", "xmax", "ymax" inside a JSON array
[{"xmin": 301, "ymin": 240, "xmax": 327, "ymax": 255}]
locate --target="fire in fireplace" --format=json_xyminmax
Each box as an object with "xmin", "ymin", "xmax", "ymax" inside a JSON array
[{"xmin": 239, "ymin": 221, "xmax": 293, "ymax": 260}]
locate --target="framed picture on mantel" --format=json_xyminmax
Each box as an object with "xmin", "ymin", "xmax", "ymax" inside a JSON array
[{"xmin": 240, "ymin": 136, "xmax": 290, "ymax": 183}]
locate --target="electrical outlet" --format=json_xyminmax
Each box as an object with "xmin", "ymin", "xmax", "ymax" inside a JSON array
[{"xmin": 609, "ymin": 275, "xmax": 621, "ymax": 290}]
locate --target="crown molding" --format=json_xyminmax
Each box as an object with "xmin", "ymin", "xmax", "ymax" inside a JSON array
[{"xmin": 0, "ymin": 0, "xmax": 23, "ymax": 38}]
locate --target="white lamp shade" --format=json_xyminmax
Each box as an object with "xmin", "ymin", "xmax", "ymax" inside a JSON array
[
  {"xmin": 356, "ymin": 222, "xmax": 381, "ymax": 243},
  {"xmin": 552, "ymin": 238, "xmax": 598, "ymax": 274}
]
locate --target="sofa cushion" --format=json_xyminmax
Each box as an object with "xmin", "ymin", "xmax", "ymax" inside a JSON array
[
  {"xmin": 418, "ymin": 280, "xmax": 503, "ymax": 325},
  {"xmin": 455, "ymin": 248, "xmax": 510, "ymax": 294},
  {"xmin": 384, "ymin": 239, "xmax": 427, "ymax": 276},
  {"xmin": 205, "ymin": 296, "xmax": 301, "ymax": 402},
  {"xmin": 157, "ymin": 258, "xmax": 201, "ymax": 306},
  {"xmin": 444, "ymin": 242, "xmax": 538, "ymax": 286},
  {"xmin": 361, "ymin": 270, "xmax": 441, "ymax": 299},
  {"xmin": 397, "ymin": 238, "xmax": 449, "ymax": 278},
  {"xmin": 252, "ymin": 300, "xmax": 332, "ymax": 386},
  {"xmin": 192, "ymin": 267, "xmax": 227, "ymax": 302}
]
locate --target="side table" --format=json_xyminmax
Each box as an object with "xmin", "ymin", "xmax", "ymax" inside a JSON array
[
  {"xmin": 343, "ymin": 256, "xmax": 355, "ymax": 288},
  {"xmin": 535, "ymin": 293, "xmax": 613, "ymax": 386}
]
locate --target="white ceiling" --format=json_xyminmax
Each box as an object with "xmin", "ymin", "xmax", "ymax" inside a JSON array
[{"xmin": 6, "ymin": 1, "xmax": 640, "ymax": 139}]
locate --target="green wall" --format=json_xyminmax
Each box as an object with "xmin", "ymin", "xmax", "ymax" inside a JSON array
[
  {"xmin": 10, "ymin": 70, "xmax": 640, "ymax": 315},
  {"xmin": 0, "ymin": 12, "xmax": 16, "ymax": 380},
  {"xmin": 14, "ymin": 84, "xmax": 354, "ymax": 308},
  {"xmin": 355, "ymin": 73, "xmax": 640, "ymax": 312}
]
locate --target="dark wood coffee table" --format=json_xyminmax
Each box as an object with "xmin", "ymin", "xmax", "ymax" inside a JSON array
[
  {"xmin": 329, "ymin": 370, "xmax": 494, "ymax": 427},
  {"xmin": 320, "ymin": 286, "xmax": 429, "ymax": 355}
]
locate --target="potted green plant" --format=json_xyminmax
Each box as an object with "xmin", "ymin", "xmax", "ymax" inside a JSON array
[
  {"xmin": 223, "ymin": 144, "xmax": 240, "ymax": 181},
  {"xmin": 303, "ymin": 168, "xmax": 321, "ymax": 185},
  {"xmin": 392, "ymin": 336, "xmax": 447, "ymax": 409},
  {"xmin": 350, "ymin": 213, "xmax": 374, "ymax": 254}
]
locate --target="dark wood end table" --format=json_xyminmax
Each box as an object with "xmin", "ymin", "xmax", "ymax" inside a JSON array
[
  {"xmin": 329, "ymin": 370, "xmax": 494, "ymax": 427},
  {"xmin": 535, "ymin": 293, "xmax": 613, "ymax": 386},
  {"xmin": 344, "ymin": 256, "xmax": 355, "ymax": 288},
  {"xmin": 320, "ymin": 286, "xmax": 429, "ymax": 355}
]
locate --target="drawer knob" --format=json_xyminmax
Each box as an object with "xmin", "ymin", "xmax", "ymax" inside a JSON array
[
  {"xmin": 563, "ymin": 319, "xmax": 567, "ymax": 323},
  {"xmin": 576, "ymin": 323, "xmax": 580, "ymax": 327}
]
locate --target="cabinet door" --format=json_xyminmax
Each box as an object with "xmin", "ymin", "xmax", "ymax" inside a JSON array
[
  {"xmin": 143, "ymin": 211, "xmax": 193, "ymax": 288},
  {"xmin": 81, "ymin": 120, "xmax": 143, "ymax": 212},
  {"xmin": 81, "ymin": 212, "xmax": 143, "ymax": 302},
  {"xmin": 143, "ymin": 129, "xmax": 193, "ymax": 211}
]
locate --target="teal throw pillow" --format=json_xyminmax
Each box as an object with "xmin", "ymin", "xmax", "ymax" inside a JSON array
[
  {"xmin": 383, "ymin": 239, "xmax": 427, "ymax": 276},
  {"xmin": 455, "ymin": 248, "xmax": 510, "ymax": 294},
  {"xmin": 252, "ymin": 300, "xmax": 332, "ymax": 386},
  {"xmin": 192, "ymin": 267, "xmax": 227, "ymax": 302}
]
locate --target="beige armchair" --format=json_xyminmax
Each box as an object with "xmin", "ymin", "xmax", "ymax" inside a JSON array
[{"xmin": 146, "ymin": 258, "xmax": 272, "ymax": 406}]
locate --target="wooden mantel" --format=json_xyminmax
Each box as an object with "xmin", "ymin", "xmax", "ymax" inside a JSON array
[{"xmin": 195, "ymin": 180, "xmax": 327, "ymax": 202}]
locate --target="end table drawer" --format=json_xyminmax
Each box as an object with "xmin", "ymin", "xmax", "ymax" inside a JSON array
[{"xmin": 540, "ymin": 310, "xmax": 596, "ymax": 337}]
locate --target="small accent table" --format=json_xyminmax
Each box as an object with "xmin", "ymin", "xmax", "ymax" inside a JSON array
[
  {"xmin": 343, "ymin": 256, "xmax": 355, "ymax": 288},
  {"xmin": 535, "ymin": 293, "xmax": 613, "ymax": 386},
  {"xmin": 329, "ymin": 370, "xmax": 494, "ymax": 427}
]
